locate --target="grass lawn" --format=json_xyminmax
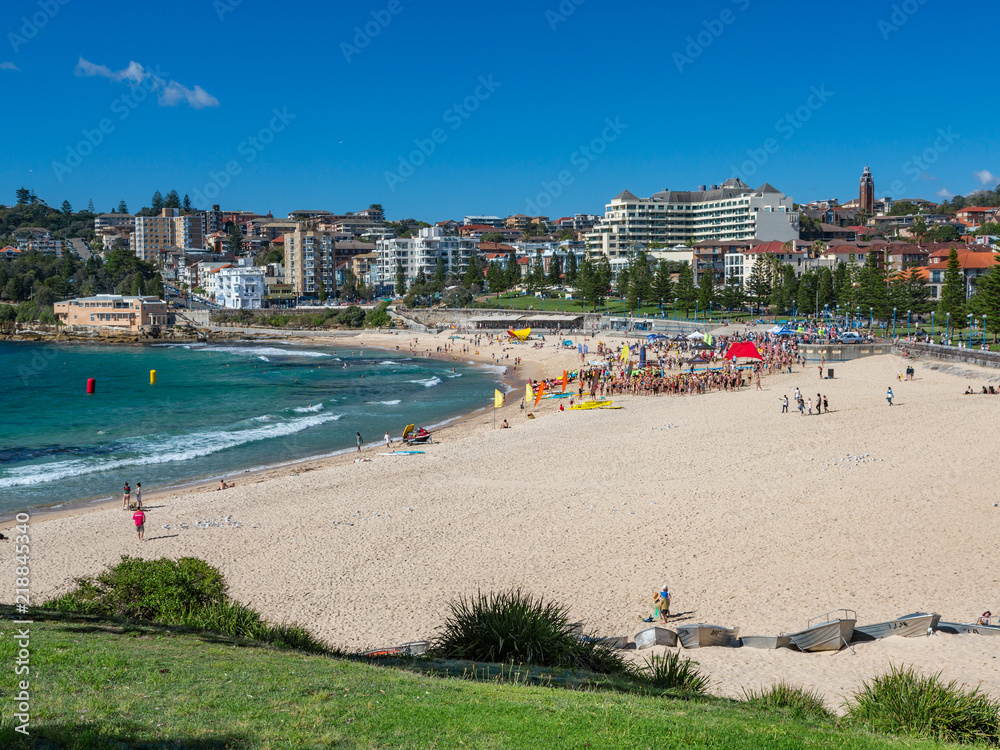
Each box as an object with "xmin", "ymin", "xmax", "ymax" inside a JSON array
[
  {"xmin": 474, "ymin": 295, "xmax": 752, "ymax": 323},
  {"xmin": 0, "ymin": 608, "xmax": 975, "ymax": 749}
]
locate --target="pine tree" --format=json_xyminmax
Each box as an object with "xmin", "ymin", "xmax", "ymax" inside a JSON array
[
  {"xmin": 674, "ymin": 263, "xmax": 696, "ymax": 313},
  {"xmin": 182, "ymin": 194, "xmax": 192, "ymax": 211},
  {"xmin": 547, "ymin": 254, "xmax": 562, "ymax": 286},
  {"xmin": 855, "ymin": 252, "xmax": 889, "ymax": 319},
  {"xmin": 61, "ymin": 200, "xmax": 73, "ymax": 216},
  {"xmin": 833, "ymin": 261, "xmax": 852, "ymax": 308},
  {"xmin": 16, "ymin": 187, "xmax": 30, "ymax": 205},
  {"xmin": 151, "ymin": 191, "xmax": 164, "ymax": 212},
  {"xmin": 938, "ymin": 248, "xmax": 966, "ymax": 317},
  {"xmin": 747, "ymin": 260, "xmax": 771, "ymax": 310},
  {"xmin": 720, "ymin": 271, "xmax": 746, "ymax": 311},
  {"xmin": 652, "ymin": 259, "xmax": 673, "ymax": 309},
  {"xmin": 796, "ymin": 270, "xmax": 817, "ymax": 316},
  {"xmin": 164, "ymin": 190, "xmax": 181, "ymax": 209},
  {"xmin": 817, "ymin": 267, "xmax": 834, "ymax": 309},
  {"xmin": 87, "ymin": 199, "xmax": 95, "ymax": 213},
  {"xmin": 969, "ymin": 261, "xmax": 1000, "ymax": 341},
  {"xmin": 464, "ymin": 253, "xmax": 483, "ymax": 289},
  {"xmin": 227, "ymin": 224, "xmax": 244, "ymax": 255},
  {"xmin": 564, "ymin": 251, "xmax": 578, "ymax": 286},
  {"xmin": 316, "ymin": 277, "xmax": 326, "ymax": 301},
  {"xmin": 578, "ymin": 257, "xmax": 595, "ymax": 311},
  {"xmin": 117, "ymin": 200, "xmax": 129, "ymax": 214},
  {"xmin": 631, "ymin": 251, "xmax": 652, "ymax": 309},
  {"xmin": 697, "ymin": 269, "xmax": 717, "ymax": 313},
  {"xmin": 434, "ymin": 254, "xmax": 446, "ymax": 289},
  {"xmin": 395, "ymin": 259, "xmax": 406, "ymax": 296}
]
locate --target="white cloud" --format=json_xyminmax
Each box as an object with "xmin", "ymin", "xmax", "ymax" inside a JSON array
[
  {"xmin": 160, "ymin": 81, "xmax": 219, "ymax": 110},
  {"xmin": 974, "ymin": 169, "xmax": 996, "ymax": 185},
  {"xmin": 935, "ymin": 188, "xmax": 954, "ymax": 199},
  {"xmin": 0, "ymin": 62, "xmax": 19, "ymax": 71},
  {"xmin": 75, "ymin": 56, "xmax": 218, "ymax": 109}
]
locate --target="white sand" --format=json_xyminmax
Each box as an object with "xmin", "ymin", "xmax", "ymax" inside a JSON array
[{"xmin": 5, "ymin": 332, "xmax": 1000, "ymax": 711}]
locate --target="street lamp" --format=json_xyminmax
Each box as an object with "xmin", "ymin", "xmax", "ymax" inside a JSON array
[
  {"xmin": 983, "ymin": 315, "xmax": 988, "ymax": 349},
  {"xmin": 946, "ymin": 312, "xmax": 951, "ymax": 343},
  {"xmin": 856, "ymin": 306, "xmax": 860, "ymax": 330},
  {"xmin": 892, "ymin": 307, "xmax": 896, "ymax": 339},
  {"xmin": 869, "ymin": 307, "xmax": 873, "ymax": 331},
  {"xmin": 674, "ymin": 297, "xmax": 678, "ymax": 321},
  {"xmin": 907, "ymin": 310, "xmax": 911, "ymax": 338},
  {"xmin": 931, "ymin": 310, "xmax": 935, "ymax": 340},
  {"xmin": 968, "ymin": 313, "xmax": 973, "ymax": 348}
]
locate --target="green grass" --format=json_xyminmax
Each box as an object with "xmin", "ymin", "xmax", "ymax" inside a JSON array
[
  {"xmin": 0, "ymin": 607, "xmax": 978, "ymax": 749},
  {"xmin": 743, "ymin": 681, "xmax": 835, "ymax": 722}
]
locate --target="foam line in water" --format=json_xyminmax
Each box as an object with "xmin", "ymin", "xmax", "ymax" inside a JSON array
[
  {"xmin": 0, "ymin": 412, "xmax": 343, "ymax": 488},
  {"xmin": 408, "ymin": 376, "xmax": 442, "ymax": 388}
]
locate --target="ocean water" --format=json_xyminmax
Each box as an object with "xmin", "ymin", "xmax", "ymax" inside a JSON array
[{"xmin": 0, "ymin": 341, "xmax": 501, "ymax": 514}]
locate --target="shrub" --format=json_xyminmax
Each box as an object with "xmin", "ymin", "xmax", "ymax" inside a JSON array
[
  {"xmin": 47, "ymin": 556, "xmax": 328, "ymax": 653},
  {"xmin": 742, "ymin": 681, "xmax": 832, "ymax": 720},
  {"xmin": 365, "ymin": 301, "xmax": 391, "ymax": 328},
  {"xmin": 845, "ymin": 664, "xmax": 1000, "ymax": 745},
  {"xmin": 634, "ymin": 651, "xmax": 709, "ymax": 695},
  {"xmin": 48, "ymin": 555, "xmax": 225, "ymax": 621},
  {"xmin": 431, "ymin": 589, "xmax": 627, "ymax": 674},
  {"xmin": 337, "ymin": 305, "xmax": 366, "ymax": 328}
]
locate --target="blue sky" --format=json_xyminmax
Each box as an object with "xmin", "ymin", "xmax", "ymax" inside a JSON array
[{"xmin": 1, "ymin": 0, "xmax": 997, "ymax": 221}]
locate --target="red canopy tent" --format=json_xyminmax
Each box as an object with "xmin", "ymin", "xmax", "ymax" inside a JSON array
[{"xmin": 724, "ymin": 341, "xmax": 763, "ymax": 360}]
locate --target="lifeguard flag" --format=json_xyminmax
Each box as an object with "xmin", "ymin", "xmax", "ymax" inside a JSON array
[
  {"xmin": 525, "ymin": 383, "xmax": 534, "ymax": 402},
  {"xmin": 562, "ymin": 370, "xmax": 568, "ymax": 393},
  {"xmin": 494, "ymin": 389, "xmax": 504, "ymax": 408},
  {"xmin": 534, "ymin": 381, "xmax": 546, "ymax": 406}
]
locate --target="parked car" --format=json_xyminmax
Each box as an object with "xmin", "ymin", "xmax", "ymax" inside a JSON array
[{"xmin": 837, "ymin": 332, "xmax": 863, "ymax": 343}]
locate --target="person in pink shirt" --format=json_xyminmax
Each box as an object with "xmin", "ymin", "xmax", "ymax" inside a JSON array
[{"xmin": 132, "ymin": 508, "xmax": 145, "ymax": 542}]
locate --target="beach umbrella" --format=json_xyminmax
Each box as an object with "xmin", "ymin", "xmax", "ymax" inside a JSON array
[{"xmin": 686, "ymin": 332, "xmax": 705, "ymax": 340}]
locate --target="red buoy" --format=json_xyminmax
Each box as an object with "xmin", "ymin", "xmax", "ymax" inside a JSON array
[{"xmin": 86, "ymin": 378, "xmax": 96, "ymax": 394}]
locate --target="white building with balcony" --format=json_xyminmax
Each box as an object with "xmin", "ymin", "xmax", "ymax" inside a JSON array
[
  {"xmin": 585, "ymin": 179, "xmax": 799, "ymax": 258},
  {"xmin": 376, "ymin": 226, "xmax": 479, "ymax": 295},
  {"xmin": 216, "ymin": 264, "xmax": 265, "ymax": 309}
]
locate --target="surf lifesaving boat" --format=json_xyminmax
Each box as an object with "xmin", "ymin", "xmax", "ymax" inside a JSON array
[{"xmin": 675, "ymin": 623, "xmax": 740, "ymax": 649}]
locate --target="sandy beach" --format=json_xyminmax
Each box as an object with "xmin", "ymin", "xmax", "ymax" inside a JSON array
[{"xmin": 5, "ymin": 330, "xmax": 1000, "ymax": 711}]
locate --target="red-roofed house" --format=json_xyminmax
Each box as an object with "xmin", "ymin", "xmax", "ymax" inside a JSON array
[
  {"xmin": 925, "ymin": 245, "xmax": 998, "ymax": 299},
  {"xmin": 955, "ymin": 207, "xmax": 998, "ymax": 230},
  {"xmin": 1, "ymin": 246, "xmax": 20, "ymax": 260}
]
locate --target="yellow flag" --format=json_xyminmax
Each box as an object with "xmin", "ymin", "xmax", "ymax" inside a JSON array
[
  {"xmin": 526, "ymin": 383, "xmax": 534, "ymax": 402},
  {"xmin": 494, "ymin": 389, "xmax": 503, "ymax": 408},
  {"xmin": 621, "ymin": 344, "xmax": 630, "ymax": 362}
]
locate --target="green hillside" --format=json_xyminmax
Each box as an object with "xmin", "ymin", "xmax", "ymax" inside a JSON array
[{"xmin": 0, "ymin": 607, "xmax": 968, "ymax": 750}]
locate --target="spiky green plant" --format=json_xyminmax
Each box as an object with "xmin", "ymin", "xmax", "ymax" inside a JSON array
[
  {"xmin": 431, "ymin": 589, "xmax": 627, "ymax": 674},
  {"xmin": 633, "ymin": 651, "xmax": 709, "ymax": 694},
  {"xmin": 845, "ymin": 664, "xmax": 1000, "ymax": 745},
  {"xmin": 742, "ymin": 681, "xmax": 833, "ymax": 721}
]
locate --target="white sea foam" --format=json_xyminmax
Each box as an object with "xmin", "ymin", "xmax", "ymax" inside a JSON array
[
  {"xmin": 292, "ymin": 403, "xmax": 324, "ymax": 413},
  {"xmin": 185, "ymin": 345, "xmax": 331, "ymax": 358},
  {"xmin": 259, "ymin": 356, "xmax": 270, "ymax": 362},
  {"xmin": 367, "ymin": 399, "xmax": 402, "ymax": 406},
  {"xmin": 0, "ymin": 412, "xmax": 343, "ymax": 489},
  {"xmin": 408, "ymin": 376, "xmax": 442, "ymax": 388}
]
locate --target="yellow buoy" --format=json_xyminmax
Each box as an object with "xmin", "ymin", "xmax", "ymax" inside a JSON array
[{"xmin": 150, "ymin": 369, "xmax": 157, "ymax": 385}]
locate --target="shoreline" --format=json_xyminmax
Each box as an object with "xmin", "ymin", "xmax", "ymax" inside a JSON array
[
  {"xmin": 1, "ymin": 328, "xmax": 568, "ymax": 529},
  {"xmin": 5, "ymin": 341, "xmax": 1000, "ymax": 708}
]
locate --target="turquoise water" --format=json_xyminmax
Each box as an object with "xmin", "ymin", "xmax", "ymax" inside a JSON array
[{"xmin": 0, "ymin": 341, "xmax": 501, "ymax": 514}]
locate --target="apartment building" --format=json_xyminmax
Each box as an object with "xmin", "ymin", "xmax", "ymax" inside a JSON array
[
  {"xmin": 54, "ymin": 295, "xmax": 173, "ymax": 331},
  {"xmin": 216, "ymin": 264, "xmax": 266, "ymax": 309},
  {"xmin": 376, "ymin": 226, "xmax": 478, "ymax": 295},
  {"xmin": 463, "ymin": 215, "xmax": 504, "ymax": 228},
  {"xmin": 93, "ymin": 213, "xmax": 134, "ymax": 233},
  {"xmin": 284, "ymin": 227, "xmax": 337, "ymax": 297},
  {"xmin": 133, "ymin": 208, "xmax": 205, "ymax": 264},
  {"xmin": 585, "ymin": 179, "xmax": 799, "ymax": 257},
  {"xmin": 15, "ymin": 228, "xmax": 65, "ymax": 257},
  {"xmin": 724, "ymin": 241, "xmax": 810, "ymax": 288}
]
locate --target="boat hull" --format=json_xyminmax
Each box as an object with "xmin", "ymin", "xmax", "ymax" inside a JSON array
[
  {"xmin": 676, "ymin": 624, "xmax": 739, "ymax": 649},
  {"xmin": 740, "ymin": 635, "xmax": 792, "ymax": 650},
  {"xmin": 853, "ymin": 613, "xmax": 941, "ymax": 641},
  {"xmin": 937, "ymin": 621, "xmax": 1000, "ymax": 636},
  {"xmin": 635, "ymin": 627, "xmax": 678, "ymax": 649},
  {"xmin": 789, "ymin": 619, "xmax": 855, "ymax": 652}
]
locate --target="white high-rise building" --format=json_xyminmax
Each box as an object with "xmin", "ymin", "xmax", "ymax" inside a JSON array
[
  {"xmin": 216, "ymin": 263, "xmax": 265, "ymax": 309},
  {"xmin": 585, "ymin": 179, "xmax": 799, "ymax": 257},
  {"xmin": 376, "ymin": 226, "xmax": 479, "ymax": 295}
]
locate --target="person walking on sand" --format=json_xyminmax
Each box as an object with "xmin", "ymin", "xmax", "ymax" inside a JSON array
[
  {"xmin": 356, "ymin": 432, "xmax": 364, "ymax": 452},
  {"xmin": 823, "ymin": 395, "xmax": 829, "ymax": 413},
  {"xmin": 135, "ymin": 482, "xmax": 142, "ymax": 509},
  {"xmin": 122, "ymin": 482, "xmax": 131, "ymax": 510},
  {"xmin": 886, "ymin": 387, "xmax": 894, "ymax": 406},
  {"xmin": 384, "ymin": 430, "xmax": 391, "ymax": 448},
  {"xmin": 133, "ymin": 507, "xmax": 145, "ymax": 542},
  {"xmin": 781, "ymin": 395, "xmax": 788, "ymax": 413}
]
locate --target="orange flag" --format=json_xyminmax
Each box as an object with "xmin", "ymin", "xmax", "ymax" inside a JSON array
[
  {"xmin": 562, "ymin": 370, "xmax": 568, "ymax": 393},
  {"xmin": 534, "ymin": 381, "xmax": 546, "ymax": 406}
]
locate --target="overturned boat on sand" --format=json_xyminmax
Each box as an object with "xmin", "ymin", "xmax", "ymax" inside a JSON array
[
  {"xmin": 676, "ymin": 623, "xmax": 740, "ymax": 649},
  {"xmin": 788, "ymin": 609, "xmax": 856, "ymax": 652},
  {"xmin": 853, "ymin": 612, "xmax": 940, "ymax": 641},
  {"xmin": 740, "ymin": 635, "xmax": 792, "ymax": 650}
]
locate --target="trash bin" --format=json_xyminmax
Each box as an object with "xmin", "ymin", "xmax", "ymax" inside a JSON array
[{"xmin": 827, "ymin": 368, "xmax": 834, "ymax": 379}]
